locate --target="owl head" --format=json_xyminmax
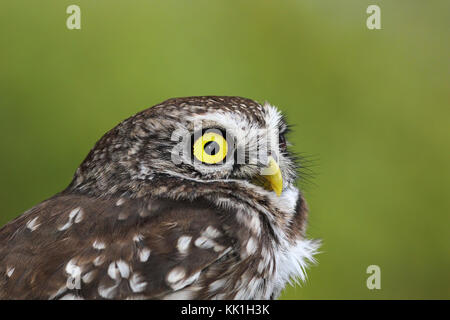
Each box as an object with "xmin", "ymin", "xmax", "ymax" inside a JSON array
[
  {"xmin": 2, "ymin": 96, "xmax": 317, "ymax": 300},
  {"xmin": 69, "ymin": 96, "xmax": 300, "ymax": 200}
]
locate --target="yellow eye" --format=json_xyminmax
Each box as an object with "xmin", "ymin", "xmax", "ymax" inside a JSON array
[{"xmin": 193, "ymin": 131, "xmax": 228, "ymax": 164}]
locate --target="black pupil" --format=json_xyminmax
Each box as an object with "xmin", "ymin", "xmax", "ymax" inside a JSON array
[{"xmin": 204, "ymin": 141, "xmax": 220, "ymax": 155}]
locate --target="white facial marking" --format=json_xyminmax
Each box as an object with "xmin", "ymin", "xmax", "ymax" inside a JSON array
[
  {"xmin": 26, "ymin": 217, "xmax": 40, "ymax": 231},
  {"xmin": 177, "ymin": 236, "xmax": 192, "ymax": 254}
]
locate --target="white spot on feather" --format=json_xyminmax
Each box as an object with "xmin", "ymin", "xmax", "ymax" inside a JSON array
[
  {"xmin": 129, "ymin": 273, "xmax": 147, "ymax": 293},
  {"xmin": 92, "ymin": 240, "xmax": 106, "ymax": 250},
  {"xmin": 177, "ymin": 236, "xmax": 192, "ymax": 254},
  {"xmin": 65, "ymin": 259, "xmax": 81, "ymax": 279},
  {"xmin": 98, "ymin": 284, "xmax": 118, "ymax": 299},
  {"xmin": 108, "ymin": 260, "xmax": 130, "ymax": 280},
  {"xmin": 138, "ymin": 248, "xmax": 151, "ymax": 262},
  {"xmin": 169, "ymin": 271, "xmax": 201, "ymax": 291},
  {"xmin": 209, "ymin": 279, "xmax": 226, "ymax": 292},
  {"xmin": 166, "ymin": 267, "xmax": 187, "ymax": 290},
  {"xmin": 6, "ymin": 266, "xmax": 15, "ymax": 278},
  {"xmin": 202, "ymin": 226, "xmax": 221, "ymax": 238},
  {"xmin": 107, "ymin": 262, "xmax": 119, "ymax": 280},
  {"xmin": 26, "ymin": 217, "xmax": 40, "ymax": 231},
  {"xmin": 74, "ymin": 208, "xmax": 84, "ymax": 223},
  {"xmin": 213, "ymin": 244, "xmax": 225, "ymax": 252},
  {"xmin": 246, "ymin": 237, "xmax": 257, "ymax": 256},
  {"xmin": 116, "ymin": 260, "xmax": 130, "ymax": 278},
  {"xmin": 194, "ymin": 236, "xmax": 216, "ymax": 249},
  {"xmin": 58, "ymin": 207, "xmax": 83, "ymax": 231}
]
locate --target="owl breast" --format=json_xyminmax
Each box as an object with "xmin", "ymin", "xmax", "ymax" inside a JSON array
[{"xmin": 175, "ymin": 184, "xmax": 318, "ymax": 300}]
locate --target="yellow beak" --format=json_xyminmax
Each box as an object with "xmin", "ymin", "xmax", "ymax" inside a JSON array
[{"xmin": 261, "ymin": 156, "xmax": 283, "ymax": 196}]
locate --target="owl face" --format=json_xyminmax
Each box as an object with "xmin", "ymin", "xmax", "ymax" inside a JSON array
[{"xmin": 72, "ymin": 96, "xmax": 298, "ymax": 198}]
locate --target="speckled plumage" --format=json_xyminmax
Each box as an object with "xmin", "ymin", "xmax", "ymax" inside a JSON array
[{"xmin": 0, "ymin": 96, "xmax": 319, "ymax": 300}]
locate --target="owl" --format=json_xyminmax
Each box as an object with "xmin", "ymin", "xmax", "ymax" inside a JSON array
[{"xmin": 0, "ymin": 96, "xmax": 319, "ymax": 300}]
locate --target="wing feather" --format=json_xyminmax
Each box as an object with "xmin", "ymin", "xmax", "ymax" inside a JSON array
[{"xmin": 0, "ymin": 194, "xmax": 236, "ymax": 299}]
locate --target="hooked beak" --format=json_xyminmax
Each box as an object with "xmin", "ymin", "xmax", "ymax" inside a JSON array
[{"xmin": 261, "ymin": 156, "xmax": 283, "ymax": 196}]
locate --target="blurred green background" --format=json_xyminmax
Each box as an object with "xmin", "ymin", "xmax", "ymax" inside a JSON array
[{"xmin": 0, "ymin": 0, "xmax": 449, "ymax": 299}]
